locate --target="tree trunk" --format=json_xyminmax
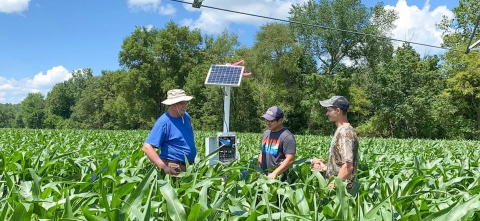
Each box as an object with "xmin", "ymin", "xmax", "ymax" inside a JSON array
[
  {"xmin": 477, "ymin": 107, "xmax": 480, "ymax": 140},
  {"xmin": 390, "ymin": 119, "xmax": 395, "ymax": 138}
]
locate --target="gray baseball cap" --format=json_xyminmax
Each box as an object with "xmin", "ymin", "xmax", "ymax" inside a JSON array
[
  {"xmin": 262, "ymin": 106, "xmax": 284, "ymax": 121},
  {"xmin": 320, "ymin": 96, "xmax": 350, "ymax": 112}
]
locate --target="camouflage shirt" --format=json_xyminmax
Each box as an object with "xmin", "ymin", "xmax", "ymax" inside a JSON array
[{"xmin": 326, "ymin": 124, "xmax": 359, "ymax": 189}]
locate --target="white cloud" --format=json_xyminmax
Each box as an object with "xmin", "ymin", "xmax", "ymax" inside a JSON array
[
  {"xmin": 181, "ymin": 0, "xmax": 309, "ymax": 34},
  {"xmin": 159, "ymin": 4, "xmax": 176, "ymax": 15},
  {"xmin": 127, "ymin": 0, "xmax": 176, "ymax": 15},
  {"xmin": 181, "ymin": 0, "xmax": 454, "ymax": 56},
  {"xmin": 342, "ymin": 57, "xmax": 354, "ymax": 67},
  {"xmin": 26, "ymin": 66, "xmax": 72, "ymax": 88},
  {"xmin": 0, "ymin": 0, "xmax": 30, "ymax": 14},
  {"xmin": 0, "ymin": 84, "xmax": 14, "ymax": 91},
  {"xmin": 181, "ymin": 18, "xmax": 193, "ymax": 27},
  {"xmin": 127, "ymin": 0, "xmax": 161, "ymax": 11},
  {"xmin": 0, "ymin": 66, "xmax": 72, "ymax": 104},
  {"xmin": 145, "ymin": 24, "xmax": 154, "ymax": 31},
  {"xmin": 385, "ymin": 0, "xmax": 454, "ymax": 55}
]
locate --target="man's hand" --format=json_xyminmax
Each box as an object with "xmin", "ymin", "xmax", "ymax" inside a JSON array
[
  {"xmin": 162, "ymin": 165, "xmax": 178, "ymax": 176},
  {"xmin": 142, "ymin": 143, "xmax": 177, "ymax": 176},
  {"xmin": 269, "ymin": 153, "xmax": 295, "ymax": 179},
  {"xmin": 311, "ymin": 158, "xmax": 327, "ymax": 172},
  {"xmin": 267, "ymin": 172, "xmax": 277, "ymax": 179},
  {"xmin": 257, "ymin": 153, "xmax": 262, "ymax": 167}
]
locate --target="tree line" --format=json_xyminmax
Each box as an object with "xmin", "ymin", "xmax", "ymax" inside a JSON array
[{"xmin": 1, "ymin": 0, "xmax": 478, "ymax": 140}]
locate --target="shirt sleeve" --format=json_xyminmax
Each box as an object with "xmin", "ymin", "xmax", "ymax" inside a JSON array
[
  {"xmin": 282, "ymin": 134, "xmax": 296, "ymax": 155},
  {"xmin": 145, "ymin": 122, "xmax": 166, "ymax": 149},
  {"xmin": 339, "ymin": 131, "xmax": 354, "ymax": 163}
]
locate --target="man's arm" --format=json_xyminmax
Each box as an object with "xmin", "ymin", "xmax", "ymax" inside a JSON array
[
  {"xmin": 337, "ymin": 162, "xmax": 354, "ymax": 180},
  {"xmin": 331, "ymin": 131, "xmax": 356, "ymax": 187},
  {"xmin": 257, "ymin": 153, "xmax": 262, "ymax": 167},
  {"xmin": 142, "ymin": 143, "xmax": 177, "ymax": 175},
  {"xmin": 329, "ymin": 162, "xmax": 353, "ymax": 189},
  {"xmin": 268, "ymin": 153, "xmax": 295, "ymax": 179}
]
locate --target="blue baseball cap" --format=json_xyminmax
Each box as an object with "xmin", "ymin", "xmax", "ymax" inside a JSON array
[{"xmin": 262, "ymin": 106, "xmax": 284, "ymax": 121}]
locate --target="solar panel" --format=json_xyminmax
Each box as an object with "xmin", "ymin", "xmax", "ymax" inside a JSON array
[{"xmin": 204, "ymin": 65, "xmax": 244, "ymax": 87}]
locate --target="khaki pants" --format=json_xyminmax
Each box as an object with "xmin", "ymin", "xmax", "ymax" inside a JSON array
[{"xmin": 162, "ymin": 159, "xmax": 188, "ymax": 173}]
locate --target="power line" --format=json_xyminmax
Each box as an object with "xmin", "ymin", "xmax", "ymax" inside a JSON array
[{"xmin": 169, "ymin": 0, "xmax": 480, "ymax": 55}]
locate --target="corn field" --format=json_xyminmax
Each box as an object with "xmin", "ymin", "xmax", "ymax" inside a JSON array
[{"xmin": 1, "ymin": 129, "xmax": 480, "ymax": 220}]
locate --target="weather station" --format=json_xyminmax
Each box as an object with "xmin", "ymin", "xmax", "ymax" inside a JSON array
[{"xmin": 204, "ymin": 61, "xmax": 251, "ymax": 165}]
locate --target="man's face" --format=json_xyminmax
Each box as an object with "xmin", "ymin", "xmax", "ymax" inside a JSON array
[
  {"xmin": 326, "ymin": 106, "xmax": 341, "ymax": 122},
  {"xmin": 173, "ymin": 101, "xmax": 189, "ymax": 116},
  {"xmin": 266, "ymin": 118, "xmax": 283, "ymax": 131}
]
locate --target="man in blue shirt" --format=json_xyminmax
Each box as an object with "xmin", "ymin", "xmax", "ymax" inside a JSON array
[{"xmin": 142, "ymin": 89, "xmax": 196, "ymax": 176}]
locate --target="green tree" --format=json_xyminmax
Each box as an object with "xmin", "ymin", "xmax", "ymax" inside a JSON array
[
  {"xmin": 289, "ymin": 0, "xmax": 397, "ymax": 76},
  {"xmin": 44, "ymin": 68, "xmax": 92, "ymax": 128},
  {"xmin": 118, "ymin": 22, "xmax": 203, "ymax": 129},
  {"xmin": 19, "ymin": 93, "xmax": 45, "ymax": 129},
  {"xmin": 357, "ymin": 44, "xmax": 445, "ymax": 138},
  {"xmin": 438, "ymin": 0, "xmax": 480, "ymax": 139},
  {"xmin": 0, "ymin": 104, "xmax": 19, "ymax": 128},
  {"xmin": 46, "ymin": 82, "xmax": 72, "ymax": 119},
  {"xmin": 71, "ymin": 70, "xmax": 120, "ymax": 129},
  {"xmin": 245, "ymin": 23, "xmax": 316, "ymax": 133},
  {"xmin": 440, "ymin": 51, "xmax": 480, "ymax": 139},
  {"xmin": 300, "ymin": 67, "xmax": 357, "ymax": 134},
  {"xmin": 46, "ymin": 68, "xmax": 93, "ymax": 119}
]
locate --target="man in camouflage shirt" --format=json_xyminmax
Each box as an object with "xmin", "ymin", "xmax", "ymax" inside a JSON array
[{"xmin": 311, "ymin": 96, "xmax": 359, "ymax": 190}]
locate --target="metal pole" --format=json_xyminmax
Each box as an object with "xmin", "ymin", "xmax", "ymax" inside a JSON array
[
  {"xmin": 466, "ymin": 14, "xmax": 480, "ymax": 54},
  {"xmin": 468, "ymin": 39, "xmax": 480, "ymax": 50},
  {"xmin": 223, "ymin": 86, "xmax": 230, "ymax": 134}
]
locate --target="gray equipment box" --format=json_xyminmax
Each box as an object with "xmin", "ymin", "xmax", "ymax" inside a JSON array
[{"xmin": 205, "ymin": 133, "xmax": 240, "ymax": 165}]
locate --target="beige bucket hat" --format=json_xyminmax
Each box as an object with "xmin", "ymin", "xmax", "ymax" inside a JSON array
[{"xmin": 161, "ymin": 89, "xmax": 193, "ymax": 105}]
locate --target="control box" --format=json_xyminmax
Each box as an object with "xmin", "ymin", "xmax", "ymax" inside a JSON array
[{"xmin": 205, "ymin": 133, "xmax": 240, "ymax": 165}]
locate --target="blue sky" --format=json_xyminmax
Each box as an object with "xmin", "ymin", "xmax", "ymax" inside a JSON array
[{"xmin": 0, "ymin": 0, "xmax": 459, "ymax": 104}]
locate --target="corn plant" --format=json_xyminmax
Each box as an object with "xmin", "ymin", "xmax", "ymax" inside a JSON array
[{"xmin": 1, "ymin": 129, "xmax": 480, "ymax": 220}]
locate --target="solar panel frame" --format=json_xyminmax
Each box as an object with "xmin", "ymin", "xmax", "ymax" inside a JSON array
[{"xmin": 204, "ymin": 65, "xmax": 244, "ymax": 87}]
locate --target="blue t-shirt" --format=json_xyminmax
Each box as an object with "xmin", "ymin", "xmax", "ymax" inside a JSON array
[{"xmin": 145, "ymin": 112, "xmax": 196, "ymax": 163}]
